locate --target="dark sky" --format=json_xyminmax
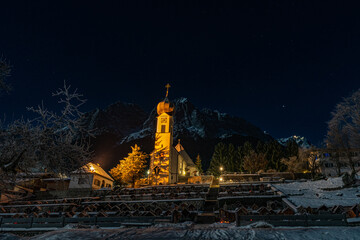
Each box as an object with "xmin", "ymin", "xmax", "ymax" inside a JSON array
[{"xmin": 1, "ymin": 1, "xmax": 359, "ymax": 145}]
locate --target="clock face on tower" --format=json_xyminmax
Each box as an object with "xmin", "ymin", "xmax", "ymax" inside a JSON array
[{"xmin": 161, "ymin": 118, "xmax": 167, "ymax": 123}]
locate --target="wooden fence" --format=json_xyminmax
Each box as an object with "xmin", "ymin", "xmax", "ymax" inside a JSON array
[
  {"xmin": 0, "ymin": 216, "xmax": 171, "ymax": 229},
  {"xmin": 236, "ymin": 214, "xmax": 347, "ymax": 227}
]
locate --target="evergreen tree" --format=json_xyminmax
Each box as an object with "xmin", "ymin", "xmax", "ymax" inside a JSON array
[
  {"xmin": 195, "ymin": 154, "xmax": 203, "ymax": 175},
  {"xmin": 226, "ymin": 143, "xmax": 237, "ymax": 172},
  {"xmin": 256, "ymin": 141, "xmax": 265, "ymax": 154},
  {"xmin": 286, "ymin": 139, "xmax": 299, "ymax": 158},
  {"xmin": 237, "ymin": 141, "xmax": 253, "ymax": 171},
  {"xmin": 110, "ymin": 144, "xmax": 148, "ymax": 188},
  {"xmin": 208, "ymin": 142, "xmax": 227, "ymax": 176},
  {"xmin": 264, "ymin": 140, "xmax": 286, "ymax": 171},
  {"xmin": 236, "ymin": 146, "xmax": 244, "ymax": 172},
  {"xmin": 242, "ymin": 141, "xmax": 253, "ymax": 156}
]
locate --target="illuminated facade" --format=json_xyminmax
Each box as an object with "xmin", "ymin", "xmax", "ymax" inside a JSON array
[
  {"xmin": 150, "ymin": 84, "xmax": 197, "ymax": 185},
  {"xmin": 69, "ymin": 162, "xmax": 114, "ymax": 190}
]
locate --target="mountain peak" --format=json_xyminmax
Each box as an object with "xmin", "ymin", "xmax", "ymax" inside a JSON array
[{"xmin": 277, "ymin": 135, "xmax": 312, "ymax": 149}]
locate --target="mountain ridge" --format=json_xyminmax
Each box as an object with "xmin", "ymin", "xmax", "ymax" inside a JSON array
[{"xmin": 83, "ymin": 97, "xmax": 273, "ymax": 170}]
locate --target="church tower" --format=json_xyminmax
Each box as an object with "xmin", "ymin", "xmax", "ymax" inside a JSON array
[{"xmin": 150, "ymin": 84, "xmax": 177, "ymax": 185}]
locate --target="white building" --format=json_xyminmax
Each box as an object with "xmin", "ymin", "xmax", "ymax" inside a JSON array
[
  {"xmin": 317, "ymin": 149, "xmax": 360, "ymax": 176},
  {"xmin": 69, "ymin": 162, "xmax": 114, "ymax": 190}
]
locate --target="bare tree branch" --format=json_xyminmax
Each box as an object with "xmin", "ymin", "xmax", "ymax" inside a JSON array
[
  {"xmin": 0, "ymin": 82, "xmax": 94, "ymax": 191},
  {"xmin": 326, "ymin": 88, "xmax": 360, "ymax": 174}
]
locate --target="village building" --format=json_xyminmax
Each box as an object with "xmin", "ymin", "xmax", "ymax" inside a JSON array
[
  {"xmin": 149, "ymin": 84, "xmax": 198, "ymax": 185},
  {"xmin": 315, "ymin": 149, "xmax": 360, "ymax": 176},
  {"xmin": 69, "ymin": 162, "xmax": 114, "ymax": 190}
]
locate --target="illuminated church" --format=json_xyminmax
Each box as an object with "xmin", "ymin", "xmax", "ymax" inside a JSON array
[{"xmin": 149, "ymin": 84, "xmax": 198, "ymax": 185}]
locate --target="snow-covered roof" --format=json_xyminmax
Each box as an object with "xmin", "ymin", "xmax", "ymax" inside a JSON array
[
  {"xmin": 273, "ymin": 177, "xmax": 360, "ymax": 208},
  {"xmin": 72, "ymin": 163, "xmax": 114, "ymax": 181}
]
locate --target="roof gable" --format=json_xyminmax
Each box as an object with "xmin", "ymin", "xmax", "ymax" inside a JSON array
[{"xmin": 73, "ymin": 163, "xmax": 114, "ymax": 181}]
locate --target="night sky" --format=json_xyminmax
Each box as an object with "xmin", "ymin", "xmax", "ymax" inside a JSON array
[{"xmin": 1, "ymin": 1, "xmax": 360, "ymax": 145}]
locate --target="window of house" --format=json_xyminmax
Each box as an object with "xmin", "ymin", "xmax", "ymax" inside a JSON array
[
  {"xmin": 106, "ymin": 184, "xmax": 111, "ymax": 188},
  {"xmin": 78, "ymin": 178, "xmax": 87, "ymax": 184},
  {"xmin": 94, "ymin": 179, "xmax": 101, "ymax": 186},
  {"xmin": 161, "ymin": 125, "xmax": 166, "ymax": 133},
  {"xmin": 325, "ymin": 163, "xmax": 334, "ymax": 168}
]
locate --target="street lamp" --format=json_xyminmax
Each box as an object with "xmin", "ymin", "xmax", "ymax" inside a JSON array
[
  {"xmin": 219, "ymin": 166, "xmax": 224, "ymax": 172},
  {"xmin": 146, "ymin": 169, "xmax": 150, "ymax": 185}
]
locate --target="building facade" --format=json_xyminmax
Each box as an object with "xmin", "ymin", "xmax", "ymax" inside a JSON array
[
  {"xmin": 316, "ymin": 149, "xmax": 360, "ymax": 176},
  {"xmin": 69, "ymin": 162, "xmax": 114, "ymax": 190}
]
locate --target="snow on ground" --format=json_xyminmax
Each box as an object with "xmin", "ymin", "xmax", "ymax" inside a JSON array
[
  {"xmin": 273, "ymin": 177, "xmax": 360, "ymax": 208},
  {"xmin": 2, "ymin": 224, "xmax": 360, "ymax": 240}
]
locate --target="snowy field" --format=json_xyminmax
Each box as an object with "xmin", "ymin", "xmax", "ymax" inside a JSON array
[
  {"xmin": 273, "ymin": 177, "xmax": 360, "ymax": 208},
  {"xmin": 1, "ymin": 222, "xmax": 360, "ymax": 240}
]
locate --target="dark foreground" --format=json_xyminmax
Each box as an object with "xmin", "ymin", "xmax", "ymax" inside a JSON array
[{"xmin": 1, "ymin": 222, "xmax": 360, "ymax": 240}]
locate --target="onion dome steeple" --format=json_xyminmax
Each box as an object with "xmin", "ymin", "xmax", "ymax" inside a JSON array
[{"xmin": 157, "ymin": 83, "xmax": 174, "ymax": 115}]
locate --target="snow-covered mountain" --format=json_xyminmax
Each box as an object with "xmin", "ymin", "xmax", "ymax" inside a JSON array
[
  {"xmin": 122, "ymin": 97, "xmax": 271, "ymax": 143},
  {"xmin": 277, "ymin": 135, "xmax": 312, "ymax": 149},
  {"xmin": 83, "ymin": 98, "xmax": 273, "ymax": 170}
]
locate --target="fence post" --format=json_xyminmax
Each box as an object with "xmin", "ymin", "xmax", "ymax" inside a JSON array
[
  {"xmin": 62, "ymin": 216, "xmax": 65, "ymax": 227},
  {"xmin": 235, "ymin": 209, "xmax": 240, "ymax": 227},
  {"xmin": 30, "ymin": 217, "xmax": 34, "ymax": 228},
  {"xmin": 95, "ymin": 216, "xmax": 98, "ymax": 226},
  {"xmin": 305, "ymin": 214, "xmax": 308, "ymax": 227}
]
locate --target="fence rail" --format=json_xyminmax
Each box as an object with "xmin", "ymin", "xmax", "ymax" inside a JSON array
[
  {"xmin": 0, "ymin": 216, "xmax": 171, "ymax": 229},
  {"xmin": 235, "ymin": 214, "xmax": 347, "ymax": 227}
]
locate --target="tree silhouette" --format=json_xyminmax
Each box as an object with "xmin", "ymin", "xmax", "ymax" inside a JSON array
[
  {"xmin": 326, "ymin": 88, "xmax": 360, "ymax": 174},
  {"xmin": 195, "ymin": 154, "xmax": 203, "ymax": 175},
  {"xmin": 243, "ymin": 150, "xmax": 268, "ymax": 173}
]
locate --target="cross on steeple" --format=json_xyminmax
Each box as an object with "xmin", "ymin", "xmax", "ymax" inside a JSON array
[{"xmin": 165, "ymin": 83, "xmax": 171, "ymax": 98}]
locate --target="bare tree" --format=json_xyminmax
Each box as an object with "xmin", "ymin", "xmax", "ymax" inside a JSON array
[
  {"xmin": 303, "ymin": 148, "xmax": 320, "ymax": 179},
  {"xmin": 281, "ymin": 148, "xmax": 320, "ymax": 179},
  {"xmin": 329, "ymin": 151, "xmax": 342, "ymax": 177},
  {"xmin": 0, "ymin": 82, "xmax": 93, "ymax": 188},
  {"xmin": 326, "ymin": 89, "xmax": 360, "ymax": 174},
  {"xmin": 0, "ymin": 58, "xmax": 11, "ymax": 93},
  {"xmin": 243, "ymin": 150, "xmax": 268, "ymax": 174}
]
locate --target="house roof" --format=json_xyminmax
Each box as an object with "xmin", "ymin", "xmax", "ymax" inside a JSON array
[{"xmin": 72, "ymin": 162, "xmax": 114, "ymax": 181}]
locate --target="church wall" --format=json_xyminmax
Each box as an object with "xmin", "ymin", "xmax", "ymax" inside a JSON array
[{"xmin": 169, "ymin": 147, "xmax": 179, "ymax": 183}]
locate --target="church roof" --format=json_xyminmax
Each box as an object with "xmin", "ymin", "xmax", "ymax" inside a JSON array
[
  {"xmin": 175, "ymin": 140, "xmax": 185, "ymax": 152},
  {"xmin": 72, "ymin": 162, "xmax": 114, "ymax": 181},
  {"xmin": 157, "ymin": 83, "xmax": 174, "ymax": 115},
  {"xmin": 174, "ymin": 140, "xmax": 195, "ymax": 167}
]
